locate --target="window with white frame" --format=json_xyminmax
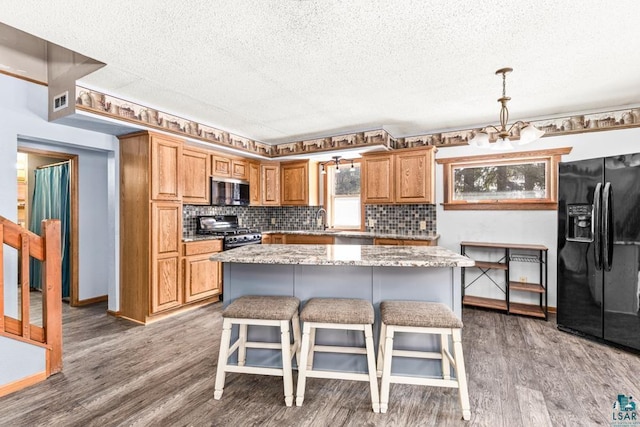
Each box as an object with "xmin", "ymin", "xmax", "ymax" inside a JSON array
[{"xmin": 325, "ymin": 161, "xmax": 361, "ymax": 229}]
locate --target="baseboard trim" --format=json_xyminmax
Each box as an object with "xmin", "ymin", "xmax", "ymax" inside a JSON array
[
  {"xmin": 547, "ymin": 306, "xmax": 557, "ymax": 314},
  {"xmin": 0, "ymin": 371, "xmax": 47, "ymax": 398},
  {"xmin": 74, "ymin": 295, "xmax": 108, "ymax": 306},
  {"xmin": 107, "ymin": 310, "xmax": 121, "ymax": 318}
]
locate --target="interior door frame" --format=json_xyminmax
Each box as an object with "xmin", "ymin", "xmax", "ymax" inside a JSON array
[{"xmin": 18, "ymin": 147, "xmax": 80, "ymax": 306}]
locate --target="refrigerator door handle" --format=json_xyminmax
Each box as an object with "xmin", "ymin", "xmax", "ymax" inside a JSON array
[
  {"xmin": 593, "ymin": 182, "xmax": 603, "ymax": 270},
  {"xmin": 602, "ymin": 182, "xmax": 613, "ymax": 272}
]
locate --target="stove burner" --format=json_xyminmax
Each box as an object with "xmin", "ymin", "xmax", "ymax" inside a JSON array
[{"xmin": 196, "ymin": 215, "xmax": 262, "ymax": 249}]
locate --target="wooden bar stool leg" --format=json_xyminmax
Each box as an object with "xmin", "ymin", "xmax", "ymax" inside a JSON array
[
  {"xmin": 441, "ymin": 333, "xmax": 451, "ymax": 380},
  {"xmin": 376, "ymin": 321, "xmax": 387, "ymax": 377},
  {"xmin": 238, "ymin": 323, "xmax": 248, "ymax": 367},
  {"xmin": 280, "ymin": 320, "xmax": 294, "ymax": 407},
  {"xmin": 452, "ymin": 329, "xmax": 471, "ymax": 421},
  {"xmin": 379, "ymin": 325, "xmax": 395, "ymax": 414},
  {"xmin": 214, "ymin": 318, "xmax": 233, "ymax": 400},
  {"xmin": 364, "ymin": 324, "xmax": 380, "ymax": 413},
  {"xmin": 295, "ymin": 322, "xmax": 312, "ymax": 406}
]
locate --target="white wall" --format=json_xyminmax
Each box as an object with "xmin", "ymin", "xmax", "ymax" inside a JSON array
[{"xmin": 436, "ymin": 126, "xmax": 640, "ymax": 308}]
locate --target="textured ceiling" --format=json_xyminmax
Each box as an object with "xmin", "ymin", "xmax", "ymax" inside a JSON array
[{"xmin": 2, "ymin": 1, "xmax": 640, "ymax": 144}]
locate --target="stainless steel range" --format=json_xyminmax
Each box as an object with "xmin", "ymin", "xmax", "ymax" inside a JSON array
[{"xmin": 196, "ymin": 215, "xmax": 262, "ymax": 250}]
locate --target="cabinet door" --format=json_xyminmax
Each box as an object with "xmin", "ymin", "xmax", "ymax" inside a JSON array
[
  {"xmin": 395, "ymin": 149, "xmax": 434, "ymax": 203},
  {"xmin": 151, "ymin": 135, "xmax": 182, "ymax": 201},
  {"xmin": 362, "ymin": 154, "xmax": 393, "ymax": 203},
  {"xmin": 151, "ymin": 202, "xmax": 182, "ymax": 313},
  {"xmin": 184, "ymin": 255, "xmax": 221, "ymax": 302},
  {"xmin": 272, "ymin": 234, "xmax": 285, "ymax": 244},
  {"xmin": 374, "ymin": 238, "xmax": 402, "ymax": 245},
  {"xmin": 281, "ymin": 161, "xmax": 308, "ymax": 205},
  {"xmin": 249, "ymin": 162, "xmax": 261, "ymax": 205},
  {"xmin": 403, "ymin": 239, "xmax": 437, "ymax": 246},
  {"xmin": 231, "ymin": 158, "xmax": 248, "ymax": 180},
  {"xmin": 261, "ymin": 164, "xmax": 280, "ymax": 205},
  {"xmin": 212, "ymin": 155, "xmax": 231, "ymax": 177},
  {"xmin": 285, "ymin": 235, "xmax": 334, "ymax": 244},
  {"xmin": 182, "ymin": 147, "xmax": 210, "ymax": 205}
]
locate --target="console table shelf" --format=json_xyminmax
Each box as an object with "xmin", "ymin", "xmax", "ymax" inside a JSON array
[{"xmin": 461, "ymin": 241, "xmax": 548, "ymax": 320}]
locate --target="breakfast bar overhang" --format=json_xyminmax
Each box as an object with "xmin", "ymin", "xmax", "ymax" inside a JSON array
[{"xmin": 210, "ymin": 244, "xmax": 474, "ymax": 377}]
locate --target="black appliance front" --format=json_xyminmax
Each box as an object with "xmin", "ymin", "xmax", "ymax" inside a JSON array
[
  {"xmin": 211, "ymin": 179, "xmax": 250, "ymax": 206},
  {"xmin": 557, "ymin": 154, "xmax": 640, "ymax": 351},
  {"xmin": 557, "ymin": 158, "xmax": 603, "ymax": 339}
]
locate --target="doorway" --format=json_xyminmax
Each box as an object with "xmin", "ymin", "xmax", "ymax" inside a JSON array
[{"xmin": 17, "ymin": 148, "xmax": 80, "ymax": 306}]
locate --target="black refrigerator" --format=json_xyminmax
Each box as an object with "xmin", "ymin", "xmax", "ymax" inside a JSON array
[{"xmin": 557, "ymin": 153, "xmax": 640, "ymax": 352}]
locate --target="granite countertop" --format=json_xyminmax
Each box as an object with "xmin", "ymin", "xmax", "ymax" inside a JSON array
[
  {"xmin": 209, "ymin": 244, "xmax": 474, "ymax": 268},
  {"xmin": 183, "ymin": 235, "xmax": 225, "ymax": 243},
  {"xmin": 184, "ymin": 230, "xmax": 439, "ymax": 242},
  {"xmin": 261, "ymin": 230, "xmax": 439, "ymax": 241}
]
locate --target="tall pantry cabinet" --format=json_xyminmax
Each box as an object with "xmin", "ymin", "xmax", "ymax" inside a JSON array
[{"xmin": 119, "ymin": 131, "xmax": 183, "ymax": 323}]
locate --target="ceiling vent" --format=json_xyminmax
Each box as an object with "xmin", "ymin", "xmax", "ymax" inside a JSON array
[{"xmin": 53, "ymin": 91, "xmax": 69, "ymax": 112}]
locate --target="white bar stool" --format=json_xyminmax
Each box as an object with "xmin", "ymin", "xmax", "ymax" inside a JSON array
[
  {"xmin": 295, "ymin": 298, "xmax": 380, "ymax": 413},
  {"xmin": 377, "ymin": 300, "xmax": 471, "ymax": 420},
  {"xmin": 214, "ymin": 295, "xmax": 301, "ymax": 406}
]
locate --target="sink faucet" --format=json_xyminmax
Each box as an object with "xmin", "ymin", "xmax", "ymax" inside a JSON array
[{"xmin": 316, "ymin": 208, "xmax": 328, "ymax": 230}]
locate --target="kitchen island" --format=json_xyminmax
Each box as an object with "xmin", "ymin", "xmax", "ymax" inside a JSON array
[{"xmin": 209, "ymin": 244, "xmax": 474, "ymax": 376}]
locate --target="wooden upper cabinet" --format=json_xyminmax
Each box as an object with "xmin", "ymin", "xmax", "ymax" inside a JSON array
[
  {"xmin": 280, "ymin": 160, "xmax": 319, "ymax": 206},
  {"xmin": 362, "ymin": 146, "xmax": 436, "ymax": 204},
  {"xmin": 211, "ymin": 155, "xmax": 231, "ymax": 177},
  {"xmin": 231, "ymin": 158, "xmax": 248, "ymax": 180},
  {"xmin": 261, "ymin": 163, "xmax": 280, "ymax": 205},
  {"xmin": 212, "ymin": 154, "xmax": 248, "ymax": 181},
  {"xmin": 181, "ymin": 147, "xmax": 210, "ymax": 205},
  {"xmin": 151, "ymin": 134, "xmax": 182, "ymax": 201},
  {"xmin": 248, "ymin": 161, "xmax": 261, "ymax": 205},
  {"xmin": 395, "ymin": 147, "xmax": 435, "ymax": 204},
  {"xmin": 362, "ymin": 153, "xmax": 394, "ymax": 204}
]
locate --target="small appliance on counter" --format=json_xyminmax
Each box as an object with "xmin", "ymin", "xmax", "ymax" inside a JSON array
[{"xmin": 196, "ymin": 215, "xmax": 261, "ymax": 250}]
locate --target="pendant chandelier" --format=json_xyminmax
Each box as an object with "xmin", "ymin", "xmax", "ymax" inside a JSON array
[
  {"xmin": 320, "ymin": 156, "xmax": 355, "ymax": 174},
  {"xmin": 468, "ymin": 67, "xmax": 545, "ymax": 149}
]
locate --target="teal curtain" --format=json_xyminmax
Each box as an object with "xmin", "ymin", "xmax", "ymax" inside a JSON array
[{"xmin": 29, "ymin": 162, "xmax": 71, "ymax": 298}]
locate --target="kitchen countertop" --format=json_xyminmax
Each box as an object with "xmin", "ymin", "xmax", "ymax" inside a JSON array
[
  {"xmin": 183, "ymin": 235, "xmax": 225, "ymax": 242},
  {"xmin": 262, "ymin": 230, "xmax": 439, "ymax": 241},
  {"xmin": 209, "ymin": 244, "xmax": 473, "ymax": 268},
  {"xmin": 184, "ymin": 230, "xmax": 439, "ymax": 242}
]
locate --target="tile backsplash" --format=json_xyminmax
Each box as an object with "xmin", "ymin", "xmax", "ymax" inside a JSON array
[
  {"xmin": 183, "ymin": 204, "xmax": 436, "ymax": 237},
  {"xmin": 364, "ymin": 204, "xmax": 436, "ymax": 235}
]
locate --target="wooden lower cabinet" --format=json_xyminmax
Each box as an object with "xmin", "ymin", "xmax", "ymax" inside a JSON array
[
  {"xmin": 183, "ymin": 240, "xmax": 223, "ymax": 303},
  {"xmin": 152, "ymin": 256, "xmax": 182, "ymax": 313},
  {"xmin": 262, "ymin": 234, "xmax": 284, "ymax": 244},
  {"xmin": 374, "ymin": 238, "xmax": 438, "ymax": 246},
  {"xmin": 284, "ymin": 234, "xmax": 334, "ymax": 244},
  {"xmin": 150, "ymin": 202, "xmax": 182, "ymax": 314},
  {"xmin": 263, "ymin": 234, "xmax": 334, "ymax": 244}
]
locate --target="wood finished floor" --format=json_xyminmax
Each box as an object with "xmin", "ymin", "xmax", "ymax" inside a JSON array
[{"xmin": 1, "ymin": 301, "xmax": 639, "ymax": 426}]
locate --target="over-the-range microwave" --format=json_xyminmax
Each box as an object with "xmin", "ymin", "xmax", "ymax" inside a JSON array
[{"xmin": 211, "ymin": 178, "xmax": 250, "ymax": 206}]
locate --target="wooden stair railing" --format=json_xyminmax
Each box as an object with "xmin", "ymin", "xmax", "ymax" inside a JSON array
[{"xmin": 0, "ymin": 216, "xmax": 62, "ymax": 376}]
